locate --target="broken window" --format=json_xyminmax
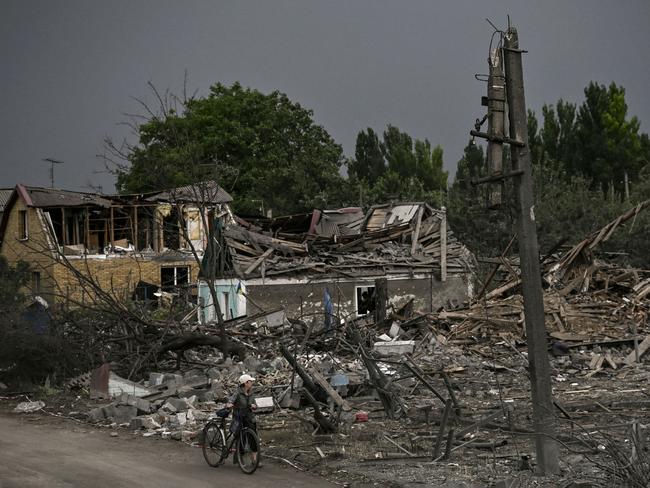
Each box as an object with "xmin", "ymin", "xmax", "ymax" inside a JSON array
[
  {"xmin": 162, "ymin": 207, "xmax": 182, "ymax": 250},
  {"xmin": 160, "ymin": 266, "xmax": 190, "ymax": 292},
  {"xmin": 222, "ymin": 291, "xmax": 231, "ymax": 319},
  {"xmin": 31, "ymin": 271, "xmax": 41, "ymax": 294},
  {"xmin": 19, "ymin": 210, "xmax": 28, "ymax": 239},
  {"xmin": 356, "ymin": 285, "xmax": 376, "ymax": 316}
]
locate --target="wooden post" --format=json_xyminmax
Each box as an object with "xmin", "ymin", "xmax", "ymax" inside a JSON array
[
  {"xmin": 503, "ymin": 27, "xmax": 559, "ymax": 475},
  {"xmin": 433, "ymin": 399, "xmax": 452, "ymax": 460},
  {"xmin": 109, "ymin": 206, "xmax": 114, "ymax": 249},
  {"xmin": 374, "ymin": 277, "xmax": 387, "ymax": 323},
  {"xmin": 61, "ymin": 208, "xmax": 66, "ymax": 246},
  {"xmin": 133, "ymin": 205, "xmax": 138, "ymax": 250},
  {"xmin": 410, "ymin": 206, "xmax": 424, "ymax": 255},
  {"xmin": 487, "ymin": 47, "xmax": 506, "ymax": 207},
  {"xmin": 440, "ymin": 207, "xmax": 447, "ymax": 282},
  {"xmin": 84, "ymin": 207, "xmax": 89, "ymax": 252}
]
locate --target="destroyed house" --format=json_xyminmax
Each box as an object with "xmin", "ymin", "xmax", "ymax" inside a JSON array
[
  {"xmin": 0, "ymin": 181, "xmax": 233, "ymax": 306},
  {"xmin": 198, "ymin": 203, "xmax": 475, "ymax": 324}
]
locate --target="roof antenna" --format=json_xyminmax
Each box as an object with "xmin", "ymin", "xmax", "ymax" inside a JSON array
[{"xmin": 42, "ymin": 158, "xmax": 65, "ymax": 188}]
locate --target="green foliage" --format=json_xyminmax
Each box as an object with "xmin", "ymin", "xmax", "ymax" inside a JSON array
[
  {"xmin": 116, "ymin": 82, "xmax": 347, "ymax": 215},
  {"xmin": 0, "ymin": 257, "xmax": 74, "ymax": 385},
  {"xmin": 447, "ymin": 141, "xmax": 515, "ymax": 256},
  {"xmin": 450, "ymin": 80, "xmax": 650, "ymax": 268},
  {"xmin": 531, "ymin": 82, "xmax": 647, "ymax": 193},
  {"xmin": 604, "ymin": 164, "xmax": 650, "ymax": 267},
  {"xmin": 351, "ymin": 128, "xmax": 386, "ymax": 185},
  {"xmin": 0, "ymin": 256, "xmax": 30, "ymax": 314},
  {"xmin": 533, "ymin": 164, "xmax": 624, "ymax": 251},
  {"xmin": 349, "ymin": 124, "xmax": 448, "ymax": 207}
]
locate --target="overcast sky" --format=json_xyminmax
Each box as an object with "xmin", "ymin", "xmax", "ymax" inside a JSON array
[{"xmin": 2, "ymin": 1, "xmax": 649, "ymax": 193}]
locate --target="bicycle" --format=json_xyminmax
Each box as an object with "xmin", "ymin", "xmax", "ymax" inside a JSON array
[{"xmin": 201, "ymin": 407, "xmax": 261, "ymax": 474}]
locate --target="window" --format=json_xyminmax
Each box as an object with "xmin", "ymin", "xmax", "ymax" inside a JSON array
[
  {"xmin": 31, "ymin": 271, "xmax": 41, "ymax": 294},
  {"xmin": 222, "ymin": 291, "xmax": 231, "ymax": 319},
  {"xmin": 19, "ymin": 210, "xmax": 28, "ymax": 239},
  {"xmin": 355, "ymin": 285, "xmax": 376, "ymax": 316},
  {"xmin": 160, "ymin": 266, "xmax": 190, "ymax": 292}
]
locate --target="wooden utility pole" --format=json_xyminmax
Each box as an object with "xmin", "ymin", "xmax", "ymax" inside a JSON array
[
  {"xmin": 486, "ymin": 48, "xmax": 506, "ymax": 207},
  {"xmin": 502, "ymin": 27, "xmax": 559, "ymax": 475}
]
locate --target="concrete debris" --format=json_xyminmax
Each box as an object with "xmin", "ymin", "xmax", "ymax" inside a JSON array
[
  {"xmin": 62, "ymin": 209, "xmax": 650, "ymax": 487},
  {"xmin": 14, "ymin": 401, "xmax": 45, "ymax": 413}
]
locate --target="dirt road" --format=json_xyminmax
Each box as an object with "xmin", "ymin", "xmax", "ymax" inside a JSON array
[{"xmin": 0, "ymin": 414, "xmax": 336, "ymax": 488}]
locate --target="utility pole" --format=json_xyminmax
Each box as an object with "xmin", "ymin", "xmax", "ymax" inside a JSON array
[
  {"xmin": 486, "ymin": 47, "xmax": 506, "ymax": 208},
  {"xmin": 42, "ymin": 158, "xmax": 65, "ymax": 188},
  {"xmin": 502, "ymin": 27, "xmax": 559, "ymax": 475},
  {"xmin": 470, "ymin": 23, "xmax": 559, "ymax": 475}
]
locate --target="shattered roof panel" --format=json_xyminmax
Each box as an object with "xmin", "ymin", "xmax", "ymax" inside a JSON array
[
  {"xmin": 24, "ymin": 186, "xmax": 113, "ymax": 208},
  {"xmin": 315, "ymin": 208, "xmax": 365, "ymax": 237},
  {"xmin": 386, "ymin": 204, "xmax": 419, "ymax": 226},
  {"xmin": 365, "ymin": 203, "xmax": 440, "ymax": 231}
]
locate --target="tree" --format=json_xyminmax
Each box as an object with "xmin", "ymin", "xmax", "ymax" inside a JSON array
[
  {"xmin": 573, "ymin": 82, "xmax": 645, "ymax": 192},
  {"xmin": 381, "ymin": 125, "xmax": 417, "ymax": 178},
  {"xmin": 348, "ymin": 124, "xmax": 448, "ymax": 207},
  {"xmin": 351, "ymin": 128, "xmax": 386, "ymax": 185},
  {"xmin": 447, "ymin": 141, "xmax": 515, "ymax": 257},
  {"xmin": 0, "ymin": 256, "xmax": 30, "ymax": 315},
  {"xmin": 112, "ymin": 82, "xmax": 347, "ymax": 215}
]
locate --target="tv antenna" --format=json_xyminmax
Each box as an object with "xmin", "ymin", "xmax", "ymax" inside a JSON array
[{"xmin": 42, "ymin": 158, "xmax": 65, "ymax": 188}]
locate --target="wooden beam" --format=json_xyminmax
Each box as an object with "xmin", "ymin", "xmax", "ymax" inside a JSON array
[
  {"xmin": 84, "ymin": 207, "xmax": 89, "ymax": 252},
  {"xmin": 133, "ymin": 205, "xmax": 138, "ymax": 250},
  {"xmin": 410, "ymin": 206, "xmax": 424, "ymax": 255},
  {"xmin": 244, "ymin": 248, "xmax": 274, "ymax": 275},
  {"xmin": 624, "ymin": 335, "xmax": 650, "ymax": 365},
  {"xmin": 440, "ymin": 208, "xmax": 447, "ymax": 282},
  {"xmin": 308, "ymin": 367, "xmax": 352, "ymax": 412},
  {"xmin": 110, "ymin": 206, "xmax": 114, "ymax": 248},
  {"xmin": 61, "ymin": 208, "xmax": 66, "ymax": 246}
]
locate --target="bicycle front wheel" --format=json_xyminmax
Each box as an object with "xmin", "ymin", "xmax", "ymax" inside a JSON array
[
  {"xmin": 202, "ymin": 423, "xmax": 226, "ymax": 467},
  {"xmin": 237, "ymin": 427, "xmax": 260, "ymax": 474}
]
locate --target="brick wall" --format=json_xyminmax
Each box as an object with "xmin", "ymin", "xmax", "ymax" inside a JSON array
[{"xmin": 1, "ymin": 201, "xmax": 200, "ymax": 306}]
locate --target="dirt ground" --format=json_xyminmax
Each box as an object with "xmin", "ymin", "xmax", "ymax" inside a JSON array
[{"xmin": 0, "ymin": 409, "xmax": 337, "ymax": 488}]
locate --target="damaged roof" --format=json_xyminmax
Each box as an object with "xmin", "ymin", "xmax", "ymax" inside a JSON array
[
  {"xmin": 364, "ymin": 202, "xmax": 443, "ymax": 231},
  {"xmin": 19, "ymin": 185, "xmax": 114, "ymax": 208},
  {"xmin": 221, "ymin": 202, "xmax": 474, "ymax": 280},
  {"xmin": 143, "ymin": 180, "xmax": 232, "ymax": 204}
]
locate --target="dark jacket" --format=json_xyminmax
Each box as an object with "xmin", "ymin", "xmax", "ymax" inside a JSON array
[{"xmin": 228, "ymin": 387, "xmax": 257, "ymax": 426}]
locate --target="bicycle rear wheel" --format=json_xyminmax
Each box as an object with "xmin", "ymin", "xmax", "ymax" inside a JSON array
[
  {"xmin": 202, "ymin": 422, "xmax": 226, "ymax": 467},
  {"xmin": 237, "ymin": 427, "xmax": 260, "ymax": 474}
]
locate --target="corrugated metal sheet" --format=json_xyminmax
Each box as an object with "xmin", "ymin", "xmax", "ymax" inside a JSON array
[
  {"xmin": 365, "ymin": 203, "xmax": 428, "ymax": 231},
  {"xmin": 386, "ymin": 204, "xmax": 419, "ymax": 226},
  {"xmin": 315, "ymin": 208, "xmax": 365, "ymax": 237}
]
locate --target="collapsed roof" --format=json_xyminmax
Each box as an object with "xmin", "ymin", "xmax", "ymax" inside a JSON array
[{"xmin": 222, "ymin": 202, "xmax": 475, "ymax": 280}]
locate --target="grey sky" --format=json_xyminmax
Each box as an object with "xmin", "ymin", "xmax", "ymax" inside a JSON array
[{"xmin": 2, "ymin": 1, "xmax": 649, "ymax": 193}]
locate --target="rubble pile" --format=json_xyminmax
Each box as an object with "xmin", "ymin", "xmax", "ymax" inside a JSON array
[
  {"xmin": 225, "ymin": 203, "xmax": 475, "ymax": 279},
  {"xmin": 10, "ymin": 201, "xmax": 650, "ymax": 487}
]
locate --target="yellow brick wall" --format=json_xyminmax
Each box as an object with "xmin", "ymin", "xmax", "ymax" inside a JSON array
[
  {"xmin": 1, "ymin": 200, "xmax": 59, "ymax": 299},
  {"xmin": 52, "ymin": 255, "xmax": 200, "ymax": 305},
  {"xmin": 1, "ymin": 200, "xmax": 200, "ymax": 307}
]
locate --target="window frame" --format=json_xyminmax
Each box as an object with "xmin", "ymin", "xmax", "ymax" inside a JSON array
[
  {"xmin": 31, "ymin": 271, "xmax": 41, "ymax": 294},
  {"xmin": 18, "ymin": 210, "xmax": 29, "ymax": 240},
  {"xmin": 354, "ymin": 284, "xmax": 376, "ymax": 317},
  {"xmin": 160, "ymin": 265, "xmax": 191, "ymax": 292}
]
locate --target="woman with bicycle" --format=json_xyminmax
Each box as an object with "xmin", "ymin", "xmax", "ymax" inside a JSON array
[
  {"xmin": 201, "ymin": 373, "xmax": 262, "ymax": 473},
  {"xmin": 226, "ymin": 374, "xmax": 259, "ymax": 466}
]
